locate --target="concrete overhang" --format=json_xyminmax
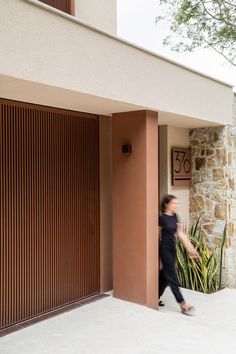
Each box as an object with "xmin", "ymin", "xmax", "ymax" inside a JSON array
[
  {"xmin": 0, "ymin": 0, "xmax": 234, "ymax": 128},
  {"xmin": 0, "ymin": 75, "xmax": 221, "ymax": 128}
]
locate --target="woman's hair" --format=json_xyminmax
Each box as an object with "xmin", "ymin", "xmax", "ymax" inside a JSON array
[{"xmin": 160, "ymin": 194, "xmax": 177, "ymax": 213}]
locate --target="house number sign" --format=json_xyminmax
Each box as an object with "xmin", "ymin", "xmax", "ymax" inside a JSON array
[{"xmin": 171, "ymin": 148, "xmax": 191, "ymax": 186}]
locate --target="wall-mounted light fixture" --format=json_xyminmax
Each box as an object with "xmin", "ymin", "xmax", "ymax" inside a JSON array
[{"xmin": 122, "ymin": 144, "xmax": 132, "ymax": 156}]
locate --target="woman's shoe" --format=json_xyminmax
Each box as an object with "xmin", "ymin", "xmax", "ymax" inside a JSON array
[
  {"xmin": 159, "ymin": 300, "xmax": 165, "ymax": 307},
  {"xmin": 180, "ymin": 303, "xmax": 195, "ymax": 316}
]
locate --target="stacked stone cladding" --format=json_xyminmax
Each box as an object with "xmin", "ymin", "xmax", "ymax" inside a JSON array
[
  {"xmin": 233, "ymin": 93, "xmax": 236, "ymax": 126},
  {"xmin": 190, "ymin": 125, "xmax": 236, "ymax": 287}
]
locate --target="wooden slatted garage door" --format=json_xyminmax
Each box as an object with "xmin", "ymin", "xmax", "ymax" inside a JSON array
[{"xmin": 0, "ymin": 99, "xmax": 100, "ymax": 330}]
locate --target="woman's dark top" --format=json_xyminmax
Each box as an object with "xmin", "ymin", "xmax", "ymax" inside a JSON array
[{"xmin": 159, "ymin": 213, "xmax": 179, "ymax": 249}]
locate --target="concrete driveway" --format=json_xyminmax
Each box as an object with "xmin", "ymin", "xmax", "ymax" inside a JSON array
[{"xmin": 1, "ymin": 287, "xmax": 236, "ymax": 354}]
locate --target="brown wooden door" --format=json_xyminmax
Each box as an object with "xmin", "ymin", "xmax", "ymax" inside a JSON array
[
  {"xmin": 0, "ymin": 99, "xmax": 100, "ymax": 330},
  {"xmin": 38, "ymin": 0, "xmax": 73, "ymax": 14}
]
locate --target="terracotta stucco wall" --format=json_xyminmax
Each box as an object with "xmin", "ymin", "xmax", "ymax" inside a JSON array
[
  {"xmin": 112, "ymin": 110, "xmax": 158, "ymax": 308},
  {"xmin": 99, "ymin": 116, "xmax": 113, "ymax": 292}
]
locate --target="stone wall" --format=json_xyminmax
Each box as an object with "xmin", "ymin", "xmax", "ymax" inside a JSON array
[
  {"xmin": 233, "ymin": 93, "xmax": 236, "ymax": 126},
  {"xmin": 190, "ymin": 126, "xmax": 236, "ymax": 287}
]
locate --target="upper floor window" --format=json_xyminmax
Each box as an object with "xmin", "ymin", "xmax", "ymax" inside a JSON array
[{"xmin": 39, "ymin": 0, "xmax": 74, "ymax": 15}]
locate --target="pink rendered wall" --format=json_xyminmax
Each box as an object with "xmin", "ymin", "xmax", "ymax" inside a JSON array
[{"xmin": 112, "ymin": 110, "xmax": 158, "ymax": 309}]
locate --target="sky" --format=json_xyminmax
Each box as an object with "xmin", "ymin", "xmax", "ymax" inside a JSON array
[{"xmin": 117, "ymin": 0, "xmax": 236, "ymax": 91}]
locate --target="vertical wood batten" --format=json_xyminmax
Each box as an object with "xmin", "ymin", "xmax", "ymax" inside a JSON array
[{"xmin": 0, "ymin": 99, "xmax": 100, "ymax": 330}]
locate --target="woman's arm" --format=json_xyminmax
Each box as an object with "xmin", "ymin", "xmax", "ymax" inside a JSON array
[{"xmin": 177, "ymin": 224, "xmax": 198, "ymax": 259}]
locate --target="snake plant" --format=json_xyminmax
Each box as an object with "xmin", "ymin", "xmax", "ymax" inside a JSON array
[{"xmin": 176, "ymin": 218, "xmax": 227, "ymax": 293}]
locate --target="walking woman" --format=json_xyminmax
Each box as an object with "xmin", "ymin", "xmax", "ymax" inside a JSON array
[{"xmin": 159, "ymin": 194, "xmax": 198, "ymax": 315}]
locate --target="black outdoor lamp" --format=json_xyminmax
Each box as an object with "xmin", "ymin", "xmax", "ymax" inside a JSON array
[{"xmin": 122, "ymin": 143, "xmax": 132, "ymax": 156}]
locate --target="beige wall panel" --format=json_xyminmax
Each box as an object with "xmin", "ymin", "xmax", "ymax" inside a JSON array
[
  {"xmin": 159, "ymin": 125, "xmax": 190, "ymax": 225},
  {"xmin": 168, "ymin": 126, "xmax": 190, "ymax": 224},
  {"xmin": 75, "ymin": 0, "xmax": 117, "ymax": 35}
]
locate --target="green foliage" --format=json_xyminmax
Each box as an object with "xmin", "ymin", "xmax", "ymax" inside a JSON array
[
  {"xmin": 176, "ymin": 218, "xmax": 227, "ymax": 293},
  {"xmin": 156, "ymin": 0, "xmax": 236, "ymax": 65},
  {"xmin": 219, "ymin": 223, "xmax": 227, "ymax": 289}
]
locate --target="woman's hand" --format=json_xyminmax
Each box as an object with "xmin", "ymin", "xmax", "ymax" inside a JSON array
[
  {"xmin": 177, "ymin": 224, "xmax": 199, "ymax": 259},
  {"xmin": 187, "ymin": 246, "xmax": 199, "ymax": 260}
]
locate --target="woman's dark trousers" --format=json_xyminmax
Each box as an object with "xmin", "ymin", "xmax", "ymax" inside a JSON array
[{"xmin": 159, "ymin": 243, "xmax": 184, "ymax": 303}]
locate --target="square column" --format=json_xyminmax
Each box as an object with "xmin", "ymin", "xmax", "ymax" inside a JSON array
[{"xmin": 112, "ymin": 110, "xmax": 158, "ymax": 309}]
